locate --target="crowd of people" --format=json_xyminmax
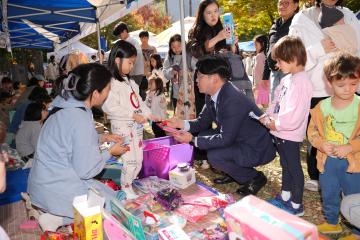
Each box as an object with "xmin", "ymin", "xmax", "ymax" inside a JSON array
[{"xmin": 1, "ymin": 0, "xmax": 360, "ymax": 239}]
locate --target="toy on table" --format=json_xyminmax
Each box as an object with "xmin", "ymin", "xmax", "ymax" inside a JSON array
[
  {"xmin": 99, "ymin": 179, "xmax": 121, "ymax": 191},
  {"xmin": 169, "ymin": 163, "xmax": 196, "ymax": 189},
  {"xmin": 133, "ymin": 176, "xmax": 173, "ymax": 194},
  {"xmin": 176, "ymin": 204, "xmax": 209, "ymax": 223},
  {"xmin": 189, "ymin": 223, "xmax": 228, "ymax": 240},
  {"xmin": 154, "ymin": 188, "xmax": 183, "ymax": 211},
  {"xmin": 40, "ymin": 231, "xmax": 73, "ymax": 240}
]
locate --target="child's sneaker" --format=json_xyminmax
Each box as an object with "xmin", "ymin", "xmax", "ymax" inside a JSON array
[
  {"xmin": 338, "ymin": 234, "xmax": 360, "ymax": 240},
  {"xmin": 38, "ymin": 213, "xmax": 64, "ymax": 232},
  {"xmin": 286, "ymin": 203, "xmax": 304, "ymax": 217},
  {"xmin": 304, "ymin": 180, "xmax": 319, "ymax": 192},
  {"xmin": 267, "ymin": 194, "xmax": 290, "ymax": 209},
  {"xmin": 201, "ymin": 160, "xmax": 210, "ymax": 170},
  {"xmin": 317, "ymin": 222, "xmax": 342, "ymax": 234},
  {"xmin": 268, "ymin": 196, "xmax": 304, "ymax": 216}
]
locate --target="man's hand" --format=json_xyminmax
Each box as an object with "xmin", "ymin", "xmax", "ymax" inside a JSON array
[
  {"xmin": 321, "ymin": 142, "xmax": 335, "ymax": 156},
  {"xmin": 100, "ymin": 134, "xmax": 123, "ymax": 144},
  {"xmin": 165, "ymin": 117, "xmax": 184, "ymax": 129},
  {"xmin": 332, "ymin": 144, "xmax": 352, "ymax": 159},
  {"xmin": 173, "ymin": 131, "xmax": 193, "ymax": 143}
]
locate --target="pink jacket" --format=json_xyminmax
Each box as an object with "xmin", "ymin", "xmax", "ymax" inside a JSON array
[
  {"xmin": 252, "ymin": 52, "xmax": 266, "ymax": 86},
  {"xmin": 267, "ymin": 71, "xmax": 313, "ymax": 142}
]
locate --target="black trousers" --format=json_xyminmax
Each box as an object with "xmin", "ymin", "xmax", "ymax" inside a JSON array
[
  {"xmin": 306, "ymin": 96, "xmax": 329, "ymax": 180},
  {"xmin": 274, "ymin": 136, "xmax": 304, "ymax": 204}
]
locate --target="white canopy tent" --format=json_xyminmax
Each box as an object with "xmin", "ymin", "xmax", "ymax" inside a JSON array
[
  {"xmin": 54, "ymin": 0, "xmax": 153, "ymax": 51},
  {"xmin": 155, "ymin": 16, "xmax": 195, "ymax": 48},
  {"xmin": 46, "ymin": 41, "xmax": 98, "ymax": 61}
]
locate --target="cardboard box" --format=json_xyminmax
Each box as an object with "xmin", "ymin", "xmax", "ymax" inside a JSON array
[
  {"xmin": 224, "ymin": 195, "xmax": 318, "ymax": 240},
  {"xmin": 73, "ymin": 193, "xmax": 104, "ymax": 240},
  {"xmin": 169, "ymin": 166, "xmax": 195, "ymax": 189}
]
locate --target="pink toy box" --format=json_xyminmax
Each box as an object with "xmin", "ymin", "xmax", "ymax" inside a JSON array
[{"xmin": 224, "ymin": 195, "xmax": 318, "ymax": 240}]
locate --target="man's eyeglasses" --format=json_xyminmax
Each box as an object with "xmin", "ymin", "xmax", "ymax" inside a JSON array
[{"xmin": 278, "ymin": 1, "xmax": 290, "ymax": 7}]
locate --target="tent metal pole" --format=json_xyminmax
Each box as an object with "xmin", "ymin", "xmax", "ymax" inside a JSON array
[
  {"xmin": 179, "ymin": 0, "xmax": 189, "ymax": 119},
  {"xmin": 95, "ymin": 7, "xmax": 102, "ymax": 64}
]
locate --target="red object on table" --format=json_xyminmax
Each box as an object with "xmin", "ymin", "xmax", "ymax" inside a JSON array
[{"xmin": 99, "ymin": 179, "xmax": 121, "ymax": 191}]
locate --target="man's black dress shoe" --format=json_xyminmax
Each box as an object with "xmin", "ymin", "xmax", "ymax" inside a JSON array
[
  {"xmin": 213, "ymin": 176, "xmax": 235, "ymax": 184},
  {"xmin": 236, "ymin": 171, "xmax": 267, "ymax": 196}
]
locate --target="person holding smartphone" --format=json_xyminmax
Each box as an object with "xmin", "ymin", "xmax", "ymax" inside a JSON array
[{"xmin": 187, "ymin": 0, "xmax": 238, "ymax": 59}]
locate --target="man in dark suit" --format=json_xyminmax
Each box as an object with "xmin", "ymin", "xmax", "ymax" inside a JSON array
[{"xmin": 167, "ymin": 55, "xmax": 276, "ymax": 196}]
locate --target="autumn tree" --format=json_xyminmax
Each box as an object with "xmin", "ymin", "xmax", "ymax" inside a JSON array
[
  {"xmin": 218, "ymin": 0, "xmax": 278, "ymax": 41},
  {"xmin": 218, "ymin": 0, "xmax": 359, "ymax": 41},
  {"xmin": 344, "ymin": 0, "xmax": 360, "ymax": 12},
  {"xmin": 81, "ymin": 1, "xmax": 171, "ymax": 49}
]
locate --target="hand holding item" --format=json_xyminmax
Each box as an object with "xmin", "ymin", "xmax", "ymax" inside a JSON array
[
  {"xmin": 172, "ymin": 71, "xmax": 179, "ymax": 85},
  {"xmin": 99, "ymin": 134, "xmax": 123, "ymax": 144},
  {"xmin": 164, "ymin": 118, "xmax": 184, "ymax": 129},
  {"xmin": 217, "ymin": 28, "xmax": 231, "ymax": 41},
  {"xmin": 172, "ymin": 64, "xmax": 181, "ymax": 72},
  {"xmin": 173, "ymin": 131, "xmax": 193, "ymax": 144},
  {"xmin": 133, "ymin": 113, "xmax": 147, "ymax": 124},
  {"xmin": 109, "ymin": 142, "xmax": 129, "ymax": 156},
  {"xmin": 233, "ymin": 35, "xmax": 238, "ymax": 45}
]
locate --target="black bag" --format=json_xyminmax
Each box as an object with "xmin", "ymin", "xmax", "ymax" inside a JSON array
[{"xmin": 219, "ymin": 51, "xmax": 254, "ymax": 101}]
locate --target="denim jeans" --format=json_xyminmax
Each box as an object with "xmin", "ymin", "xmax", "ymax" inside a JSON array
[{"xmin": 319, "ymin": 157, "xmax": 360, "ymax": 231}]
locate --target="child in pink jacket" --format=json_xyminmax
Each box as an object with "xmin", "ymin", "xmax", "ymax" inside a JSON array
[{"xmin": 260, "ymin": 36, "xmax": 313, "ymax": 216}]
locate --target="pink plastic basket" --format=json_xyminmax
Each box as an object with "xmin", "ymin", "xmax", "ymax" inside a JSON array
[{"xmin": 139, "ymin": 136, "xmax": 193, "ymax": 179}]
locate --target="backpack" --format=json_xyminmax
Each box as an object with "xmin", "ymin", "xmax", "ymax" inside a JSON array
[{"xmin": 219, "ymin": 51, "xmax": 254, "ymax": 101}]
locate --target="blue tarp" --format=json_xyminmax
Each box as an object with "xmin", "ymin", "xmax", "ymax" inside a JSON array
[
  {"xmin": 238, "ymin": 40, "xmax": 255, "ymax": 52},
  {"xmin": 1, "ymin": 0, "xmax": 96, "ymax": 49},
  {"xmin": 1, "ymin": 0, "xmax": 147, "ymax": 50},
  {"xmin": 7, "ymin": 0, "xmax": 96, "ymax": 23}
]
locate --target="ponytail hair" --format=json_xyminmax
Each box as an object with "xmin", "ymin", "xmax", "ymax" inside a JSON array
[{"xmin": 59, "ymin": 63, "xmax": 111, "ymax": 101}]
